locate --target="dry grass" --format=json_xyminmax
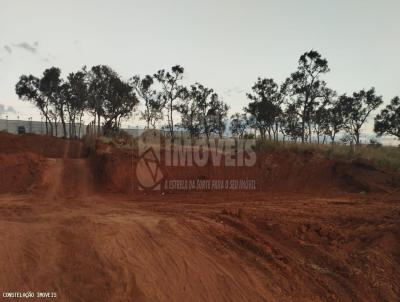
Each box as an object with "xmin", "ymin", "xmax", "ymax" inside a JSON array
[
  {"xmin": 255, "ymin": 139, "xmax": 400, "ymax": 171},
  {"xmin": 99, "ymin": 133, "xmax": 400, "ymax": 172}
]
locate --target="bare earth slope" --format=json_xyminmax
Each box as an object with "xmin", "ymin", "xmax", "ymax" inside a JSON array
[{"xmin": 0, "ymin": 133, "xmax": 399, "ymax": 301}]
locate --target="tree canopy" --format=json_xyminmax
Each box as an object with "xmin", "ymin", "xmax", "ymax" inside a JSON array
[
  {"xmin": 374, "ymin": 96, "xmax": 400, "ymax": 139},
  {"xmin": 14, "ymin": 51, "xmax": 393, "ymax": 144}
]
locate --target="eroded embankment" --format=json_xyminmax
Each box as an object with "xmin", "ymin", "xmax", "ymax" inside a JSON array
[
  {"xmin": 0, "ymin": 152, "xmax": 44, "ymax": 193},
  {"xmin": 0, "ymin": 132, "xmax": 87, "ymax": 193},
  {"xmin": 0, "ymin": 131, "xmax": 85, "ymax": 158},
  {"xmin": 90, "ymin": 141, "xmax": 400, "ymax": 195},
  {"xmin": 1, "ymin": 132, "xmax": 399, "ymax": 195}
]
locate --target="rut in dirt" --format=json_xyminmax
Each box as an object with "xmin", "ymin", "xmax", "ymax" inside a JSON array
[{"xmin": 44, "ymin": 139, "xmax": 94, "ymax": 200}]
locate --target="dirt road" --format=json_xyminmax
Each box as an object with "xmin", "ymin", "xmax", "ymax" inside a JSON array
[{"xmin": 0, "ymin": 187, "xmax": 399, "ymax": 301}]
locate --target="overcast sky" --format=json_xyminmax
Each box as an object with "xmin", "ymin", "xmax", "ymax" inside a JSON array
[{"xmin": 0, "ymin": 0, "xmax": 399, "ymax": 135}]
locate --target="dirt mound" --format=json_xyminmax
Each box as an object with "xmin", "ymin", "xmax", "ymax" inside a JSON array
[
  {"xmin": 0, "ymin": 131, "xmax": 86, "ymax": 158},
  {"xmin": 0, "ymin": 152, "xmax": 44, "ymax": 193}
]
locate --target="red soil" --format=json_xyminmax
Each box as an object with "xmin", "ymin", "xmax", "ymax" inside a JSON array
[
  {"xmin": 0, "ymin": 152, "xmax": 44, "ymax": 193},
  {"xmin": 91, "ymin": 141, "xmax": 400, "ymax": 195},
  {"xmin": 0, "ymin": 133, "xmax": 399, "ymax": 301},
  {"xmin": 0, "ymin": 131, "xmax": 85, "ymax": 158}
]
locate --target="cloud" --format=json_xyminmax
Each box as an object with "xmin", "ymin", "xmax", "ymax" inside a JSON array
[
  {"xmin": 13, "ymin": 42, "xmax": 39, "ymax": 53},
  {"xmin": 0, "ymin": 104, "xmax": 17, "ymax": 115},
  {"xmin": 4, "ymin": 45, "xmax": 12, "ymax": 54}
]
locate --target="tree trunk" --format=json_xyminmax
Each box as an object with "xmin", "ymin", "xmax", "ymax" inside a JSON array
[
  {"xmin": 170, "ymin": 100, "xmax": 174, "ymax": 139},
  {"xmin": 45, "ymin": 116, "xmax": 49, "ymax": 135},
  {"xmin": 356, "ymin": 131, "xmax": 360, "ymax": 145},
  {"xmin": 78, "ymin": 113, "xmax": 83, "ymax": 138},
  {"xmin": 61, "ymin": 118, "xmax": 67, "ymax": 138}
]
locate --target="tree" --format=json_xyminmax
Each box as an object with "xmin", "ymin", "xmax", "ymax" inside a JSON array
[
  {"xmin": 285, "ymin": 50, "xmax": 330, "ymax": 142},
  {"xmin": 179, "ymin": 83, "xmax": 225, "ymax": 139},
  {"xmin": 280, "ymin": 103, "xmax": 302, "ymax": 142},
  {"xmin": 102, "ymin": 75, "xmax": 139, "ymax": 135},
  {"xmin": 154, "ymin": 65, "xmax": 186, "ymax": 138},
  {"xmin": 312, "ymin": 105, "xmax": 329, "ymax": 143},
  {"xmin": 87, "ymin": 65, "xmax": 117, "ymax": 135},
  {"xmin": 245, "ymin": 78, "xmax": 283, "ymax": 140},
  {"xmin": 178, "ymin": 100, "xmax": 202, "ymax": 138},
  {"xmin": 374, "ymin": 96, "xmax": 400, "ymax": 139},
  {"xmin": 207, "ymin": 94, "xmax": 229, "ymax": 138},
  {"xmin": 131, "ymin": 75, "xmax": 163, "ymax": 129},
  {"xmin": 15, "ymin": 75, "xmax": 50, "ymax": 134},
  {"xmin": 62, "ymin": 69, "xmax": 88, "ymax": 138},
  {"xmin": 16, "ymin": 69, "xmax": 65, "ymax": 137},
  {"xmin": 40, "ymin": 67, "xmax": 66, "ymax": 137},
  {"xmin": 177, "ymin": 87, "xmax": 202, "ymax": 138},
  {"xmin": 179, "ymin": 83, "xmax": 229, "ymax": 139},
  {"xmin": 322, "ymin": 96, "xmax": 346, "ymax": 144},
  {"xmin": 230, "ymin": 113, "xmax": 248, "ymax": 138},
  {"xmin": 311, "ymin": 88, "xmax": 337, "ymax": 144},
  {"xmin": 341, "ymin": 87, "xmax": 383, "ymax": 145}
]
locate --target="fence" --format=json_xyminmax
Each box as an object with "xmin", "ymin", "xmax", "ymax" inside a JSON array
[
  {"xmin": 1, "ymin": 118, "xmax": 396, "ymax": 146},
  {"xmin": 0, "ymin": 119, "xmax": 87, "ymax": 138},
  {"xmin": 0, "ymin": 118, "xmax": 192, "ymax": 139}
]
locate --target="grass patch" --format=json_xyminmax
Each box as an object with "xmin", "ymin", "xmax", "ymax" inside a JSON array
[
  {"xmin": 255, "ymin": 139, "xmax": 400, "ymax": 171},
  {"xmin": 99, "ymin": 133, "xmax": 400, "ymax": 172}
]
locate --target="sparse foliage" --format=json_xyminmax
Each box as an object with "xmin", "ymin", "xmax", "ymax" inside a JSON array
[
  {"xmin": 230, "ymin": 113, "xmax": 248, "ymax": 138},
  {"xmin": 131, "ymin": 75, "xmax": 163, "ymax": 129},
  {"xmin": 14, "ymin": 50, "xmax": 393, "ymax": 146},
  {"xmin": 154, "ymin": 65, "xmax": 186, "ymax": 137},
  {"xmin": 374, "ymin": 96, "xmax": 400, "ymax": 140},
  {"xmin": 285, "ymin": 50, "xmax": 330, "ymax": 142},
  {"xmin": 340, "ymin": 88, "xmax": 383, "ymax": 145},
  {"xmin": 245, "ymin": 78, "xmax": 283, "ymax": 140}
]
